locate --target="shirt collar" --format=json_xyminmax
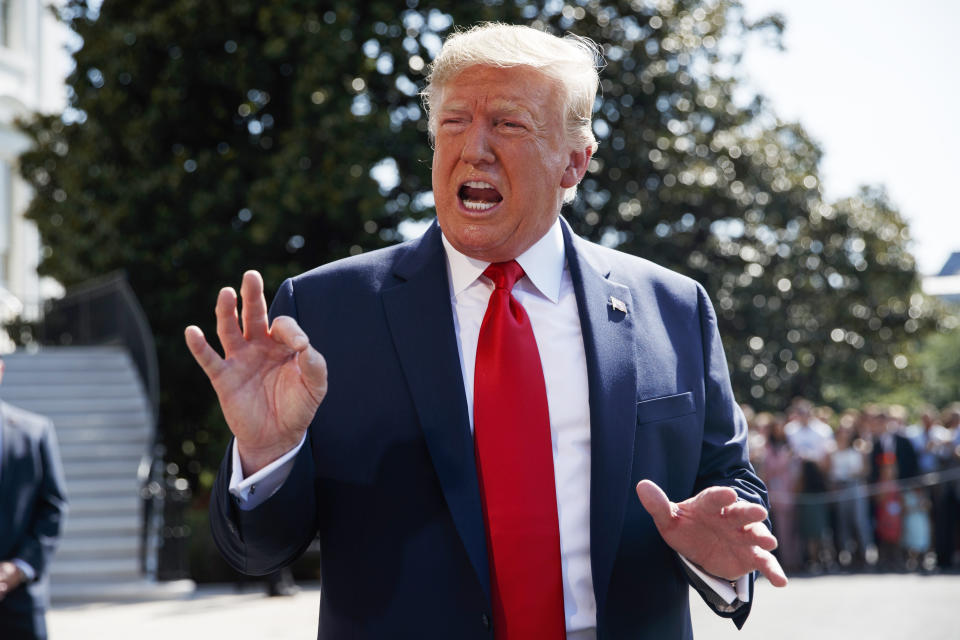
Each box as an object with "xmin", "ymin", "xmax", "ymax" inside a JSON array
[{"xmin": 440, "ymin": 218, "xmax": 566, "ymax": 303}]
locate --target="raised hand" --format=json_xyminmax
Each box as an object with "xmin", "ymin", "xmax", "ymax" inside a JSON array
[
  {"xmin": 184, "ymin": 271, "xmax": 327, "ymax": 475},
  {"xmin": 636, "ymin": 479, "xmax": 788, "ymax": 588}
]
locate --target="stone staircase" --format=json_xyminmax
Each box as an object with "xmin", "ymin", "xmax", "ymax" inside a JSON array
[{"xmin": 1, "ymin": 346, "xmax": 194, "ymax": 602}]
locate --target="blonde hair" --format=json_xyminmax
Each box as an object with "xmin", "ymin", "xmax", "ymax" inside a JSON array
[{"xmin": 422, "ymin": 23, "xmax": 602, "ymax": 202}]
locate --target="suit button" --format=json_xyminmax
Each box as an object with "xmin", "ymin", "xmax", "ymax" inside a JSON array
[{"xmin": 481, "ymin": 613, "xmax": 490, "ymax": 630}]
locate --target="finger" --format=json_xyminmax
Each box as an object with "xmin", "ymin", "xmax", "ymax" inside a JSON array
[
  {"xmin": 270, "ymin": 315, "xmax": 310, "ymax": 352},
  {"xmin": 742, "ymin": 522, "xmax": 778, "ymax": 551},
  {"xmin": 636, "ymin": 479, "xmax": 677, "ymax": 529},
  {"xmin": 269, "ymin": 316, "xmax": 328, "ymax": 401},
  {"xmin": 240, "ymin": 270, "xmax": 269, "ymax": 339},
  {"xmin": 753, "ymin": 547, "xmax": 788, "ymax": 587},
  {"xmin": 184, "ymin": 326, "xmax": 227, "ymax": 379},
  {"xmin": 215, "ymin": 287, "xmax": 245, "ymax": 354},
  {"xmin": 721, "ymin": 500, "xmax": 768, "ymax": 529},
  {"xmin": 297, "ymin": 346, "xmax": 329, "ymax": 404},
  {"xmin": 696, "ymin": 486, "xmax": 739, "ymax": 515}
]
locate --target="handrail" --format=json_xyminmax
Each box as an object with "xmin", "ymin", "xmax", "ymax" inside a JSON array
[
  {"xmin": 38, "ymin": 271, "xmax": 160, "ymax": 426},
  {"xmin": 37, "ymin": 271, "xmax": 165, "ymax": 578}
]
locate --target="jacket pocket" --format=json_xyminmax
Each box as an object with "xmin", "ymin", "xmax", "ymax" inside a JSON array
[{"xmin": 635, "ymin": 391, "xmax": 695, "ymax": 425}]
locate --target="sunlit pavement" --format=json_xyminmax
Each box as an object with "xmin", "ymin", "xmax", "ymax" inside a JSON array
[
  {"xmin": 690, "ymin": 573, "xmax": 959, "ymax": 640},
  {"xmin": 48, "ymin": 573, "xmax": 959, "ymax": 640},
  {"xmin": 49, "ymin": 584, "xmax": 323, "ymax": 640}
]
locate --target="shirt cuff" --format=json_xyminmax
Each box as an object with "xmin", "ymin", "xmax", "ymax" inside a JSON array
[
  {"xmin": 228, "ymin": 432, "xmax": 307, "ymax": 511},
  {"xmin": 679, "ymin": 555, "xmax": 750, "ymax": 604},
  {"xmin": 12, "ymin": 559, "xmax": 36, "ymax": 582}
]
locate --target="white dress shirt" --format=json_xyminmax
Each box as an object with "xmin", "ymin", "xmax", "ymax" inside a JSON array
[
  {"xmin": 442, "ymin": 221, "xmax": 598, "ymax": 633},
  {"xmin": 785, "ymin": 418, "xmax": 835, "ymax": 463},
  {"xmin": 229, "ymin": 219, "xmax": 747, "ymax": 635}
]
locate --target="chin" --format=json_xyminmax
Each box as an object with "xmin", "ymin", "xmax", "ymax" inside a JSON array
[{"xmin": 450, "ymin": 233, "xmax": 509, "ymax": 262}]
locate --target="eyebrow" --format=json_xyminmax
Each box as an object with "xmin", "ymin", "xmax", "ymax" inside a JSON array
[{"xmin": 439, "ymin": 99, "xmax": 538, "ymax": 122}]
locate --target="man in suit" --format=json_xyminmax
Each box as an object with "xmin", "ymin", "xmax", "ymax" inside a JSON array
[
  {"xmin": 0, "ymin": 358, "xmax": 69, "ymax": 640},
  {"xmin": 186, "ymin": 24, "xmax": 786, "ymax": 639},
  {"xmin": 865, "ymin": 406, "xmax": 919, "ymax": 484}
]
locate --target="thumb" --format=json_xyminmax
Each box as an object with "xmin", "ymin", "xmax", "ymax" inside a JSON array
[{"xmin": 636, "ymin": 479, "xmax": 676, "ymax": 529}]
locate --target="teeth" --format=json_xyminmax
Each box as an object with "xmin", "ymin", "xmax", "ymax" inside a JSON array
[
  {"xmin": 463, "ymin": 180, "xmax": 495, "ymax": 189},
  {"xmin": 462, "ymin": 199, "xmax": 498, "ymax": 211}
]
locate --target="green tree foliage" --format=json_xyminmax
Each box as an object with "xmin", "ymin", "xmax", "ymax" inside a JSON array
[
  {"xmin": 17, "ymin": 0, "xmax": 527, "ymax": 485},
  {"xmin": 830, "ymin": 310, "xmax": 960, "ymax": 414},
  {"xmin": 17, "ymin": 0, "xmax": 938, "ymax": 485},
  {"xmin": 523, "ymin": 1, "xmax": 938, "ymax": 409},
  {"xmin": 915, "ymin": 316, "xmax": 960, "ymax": 410}
]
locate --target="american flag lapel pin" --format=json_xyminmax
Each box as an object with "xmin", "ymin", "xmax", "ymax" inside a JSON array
[{"xmin": 609, "ymin": 296, "xmax": 627, "ymax": 314}]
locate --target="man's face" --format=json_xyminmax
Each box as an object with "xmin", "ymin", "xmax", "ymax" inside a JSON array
[{"xmin": 431, "ymin": 65, "xmax": 590, "ymax": 262}]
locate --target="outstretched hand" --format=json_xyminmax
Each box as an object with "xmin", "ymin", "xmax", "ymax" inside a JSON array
[
  {"xmin": 636, "ymin": 479, "xmax": 788, "ymax": 588},
  {"xmin": 184, "ymin": 270, "xmax": 327, "ymax": 475}
]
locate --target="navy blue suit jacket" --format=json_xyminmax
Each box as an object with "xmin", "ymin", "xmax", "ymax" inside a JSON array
[
  {"xmin": 0, "ymin": 401, "xmax": 68, "ymax": 638},
  {"xmin": 210, "ymin": 220, "xmax": 768, "ymax": 639}
]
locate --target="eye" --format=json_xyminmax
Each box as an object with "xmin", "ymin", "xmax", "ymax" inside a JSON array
[{"xmin": 499, "ymin": 120, "xmax": 525, "ymax": 130}]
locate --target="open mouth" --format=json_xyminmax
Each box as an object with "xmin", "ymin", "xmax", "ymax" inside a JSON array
[{"xmin": 458, "ymin": 181, "xmax": 503, "ymax": 212}]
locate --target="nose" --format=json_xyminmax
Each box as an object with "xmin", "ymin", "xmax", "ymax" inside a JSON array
[{"xmin": 460, "ymin": 122, "xmax": 495, "ymax": 166}]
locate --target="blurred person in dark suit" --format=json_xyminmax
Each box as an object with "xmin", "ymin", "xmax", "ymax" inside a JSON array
[
  {"xmin": 904, "ymin": 407, "xmax": 951, "ymax": 478},
  {"xmin": 865, "ymin": 406, "xmax": 918, "ymax": 571},
  {"xmin": 0, "ymin": 358, "xmax": 69, "ymax": 640},
  {"xmin": 866, "ymin": 405, "xmax": 918, "ymax": 484}
]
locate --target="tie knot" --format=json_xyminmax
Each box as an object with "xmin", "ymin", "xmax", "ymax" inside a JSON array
[{"xmin": 483, "ymin": 260, "xmax": 525, "ymax": 291}]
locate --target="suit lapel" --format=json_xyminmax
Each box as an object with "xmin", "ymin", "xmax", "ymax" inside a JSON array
[
  {"xmin": 562, "ymin": 223, "xmax": 638, "ymax": 617},
  {"xmin": 380, "ymin": 222, "xmax": 491, "ymax": 602},
  {"xmin": 380, "ymin": 220, "xmax": 641, "ymax": 611}
]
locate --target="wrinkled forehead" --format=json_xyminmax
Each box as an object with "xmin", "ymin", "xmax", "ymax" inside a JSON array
[{"xmin": 436, "ymin": 65, "xmax": 560, "ymax": 107}]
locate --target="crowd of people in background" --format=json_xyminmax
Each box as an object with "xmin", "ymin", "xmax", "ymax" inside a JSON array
[{"xmin": 746, "ymin": 398, "xmax": 960, "ymax": 575}]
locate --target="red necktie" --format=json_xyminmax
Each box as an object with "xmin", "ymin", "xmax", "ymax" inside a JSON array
[{"xmin": 473, "ymin": 260, "xmax": 566, "ymax": 639}]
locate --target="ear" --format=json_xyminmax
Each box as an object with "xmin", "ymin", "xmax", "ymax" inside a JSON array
[{"xmin": 560, "ymin": 145, "xmax": 593, "ymax": 189}]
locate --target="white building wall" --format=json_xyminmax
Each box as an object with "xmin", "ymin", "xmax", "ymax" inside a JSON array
[{"xmin": 0, "ymin": 0, "xmax": 70, "ymax": 346}]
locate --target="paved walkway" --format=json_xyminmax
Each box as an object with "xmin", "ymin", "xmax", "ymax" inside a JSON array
[
  {"xmin": 49, "ymin": 573, "xmax": 958, "ymax": 639},
  {"xmin": 690, "ymin": 573, "xmax": 957, "ymax": 640}
]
